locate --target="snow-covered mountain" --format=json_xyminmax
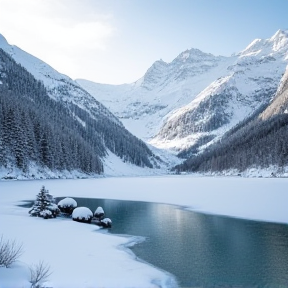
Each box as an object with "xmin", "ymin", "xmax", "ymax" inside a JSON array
[
  {"xmin": 2, "ymin": 29, "xmax": 287, "ymax": 178},
  {"xmin": 260, "ymin": 63, "xmax": 288, "ymax": 120},
  {"xmin": 175, "ymin": 63, "xmax": 288, "ymax": 174},
  {"xmin": 78, "ymin": 30, "xmax": 288, "ymax": 154},
  {"xmin": 0, "ymin": 34, "xmax": 164, "ymax": 179},
  {"xmin": 77, "ymin": 49, "xmax": 234, "ymax": 141},
  {"xmin": 0, "ymin": 34, "xmax": 120, "ymax": 126}
]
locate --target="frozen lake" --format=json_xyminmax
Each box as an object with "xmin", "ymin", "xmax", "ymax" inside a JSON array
[{"xmin": 65, "ymin": 197, "xmax": 288, "ymax": 287}]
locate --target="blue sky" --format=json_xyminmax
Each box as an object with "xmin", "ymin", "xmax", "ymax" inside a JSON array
[{"xmin": 0, "ymin": 0, "xmax": 287, "ymax": 84}]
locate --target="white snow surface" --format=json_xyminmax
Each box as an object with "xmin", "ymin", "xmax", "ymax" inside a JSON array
[
  {"xmin": 0, "ymin": 147, "xmax": 178, "ymax": 180},
  {"xmin": 0, "ymin": 34, "xmax": 70, "ymax": 88},
  {"xmin": 0, "ymin": 176, "xmax": 287, "ymax": 288},
  {"xmin": 72, "ymin": 207, "xmax": 93, "ymax": 220}
]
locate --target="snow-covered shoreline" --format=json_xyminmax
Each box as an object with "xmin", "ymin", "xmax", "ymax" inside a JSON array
[
  {"xmin": 3, "ymin": 175, "xmax": 285, "ymax": 223},
  {"xmin": 0, "ymin": 175, "xmax": 287, "ymax": 288}
]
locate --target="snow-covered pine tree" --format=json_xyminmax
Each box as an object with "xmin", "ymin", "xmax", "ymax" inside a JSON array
[{"xmin": 29, "ymin": 186, "xmax": 59, "ymax": 219}]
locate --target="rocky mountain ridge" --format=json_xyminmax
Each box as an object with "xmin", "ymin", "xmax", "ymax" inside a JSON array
[
  {"xmin": 0, "ymin": 34, "xmax": 121, "ymax": 126},
  {"xmin": 78, "ymin": 30, "xmax": 288, "ymax": 154},
  {"xmin": 175, "ymin": 63, "xmax": 288, "ymax": 173},
  {"xmin": 77, "ymin": 48, "xmax": 234, "ymax": 141}
]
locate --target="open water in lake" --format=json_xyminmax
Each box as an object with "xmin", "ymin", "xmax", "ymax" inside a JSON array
[{"xmin": 57, "ymin": 197, "xmax": 288, "ymax": 288}]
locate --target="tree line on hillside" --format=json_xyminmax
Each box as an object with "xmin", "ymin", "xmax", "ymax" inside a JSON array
[
  {"xmin": 175, "ymin": 112, "xmax": 288, "ymax": 173},
  {"xmin": 0, "ymin": 49, "xmax": 155, "ymax": 176}
]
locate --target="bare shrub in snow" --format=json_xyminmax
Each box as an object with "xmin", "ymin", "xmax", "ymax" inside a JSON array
[
  {"xmin": 0, "ymin": 235, "xmax": 24, "ymax": 268},
  {"xmin": 58, "ymin": 197, "xmax": 77, "ymax": 215},
  {"xmin": 30, "ymin": 260, "xmax": 52, "ymax": 288}
]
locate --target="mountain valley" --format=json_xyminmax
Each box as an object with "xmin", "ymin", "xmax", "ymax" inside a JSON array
[{"xmin": 1, "ymin": 30, "xmax": 288, "ymax": 177}]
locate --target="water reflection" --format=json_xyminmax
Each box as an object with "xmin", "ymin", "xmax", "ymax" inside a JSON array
[{"xmin": 57, "ymin": 197, "xmax": 288, "ymax": 288}]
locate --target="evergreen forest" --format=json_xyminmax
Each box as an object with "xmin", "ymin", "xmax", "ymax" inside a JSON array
[{"xmin": 0, "ymin": 49, "xmax": 155, "ymax": 176}]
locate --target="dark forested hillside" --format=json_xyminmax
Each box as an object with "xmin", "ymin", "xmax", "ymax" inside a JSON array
[
  {"xmin": 175, "ymin": 67, "xmax": 288, "ymax": 173},
  {"xmin": 0, "ymin": 49, "xmax": 155, "ymax": 177}
]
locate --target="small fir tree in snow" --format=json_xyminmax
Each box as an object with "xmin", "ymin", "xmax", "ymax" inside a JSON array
[{"xmin": 29, "ymin": 186, "xmax": 59, "ymax": 219}]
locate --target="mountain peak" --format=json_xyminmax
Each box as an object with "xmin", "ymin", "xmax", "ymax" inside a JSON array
[
  {"xmin": 271, "ymin": 29, "xmax": 288, "ymax": 40},
  {"xmin": 175, "ymin": 48, "xmax": 216, "ymax": 63},
  {"xmin": 239, "ymin": 29, "xmax": 288, "ymax": 58},
  {"xmin": 270, "ymin": 29, "xmax": 288, "ymax": 53},
  {"xmin": 0, "ymin": 33, "xmax": 9, "ymax": 49}
]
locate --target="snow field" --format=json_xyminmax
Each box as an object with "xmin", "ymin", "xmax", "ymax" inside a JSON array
[{"xmin": 0, "ymin": 175, "xmax": 288, "ymax": 288}]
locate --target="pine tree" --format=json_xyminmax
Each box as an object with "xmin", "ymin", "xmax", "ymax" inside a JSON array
[{"xmin": 29, "ymin": 186, "xmax": 59, "ymax": 219}]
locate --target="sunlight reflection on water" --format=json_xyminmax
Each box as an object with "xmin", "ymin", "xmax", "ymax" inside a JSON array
[{"xmin": 57, "ymin": 197, "xmax": 288, "ymax": 288}]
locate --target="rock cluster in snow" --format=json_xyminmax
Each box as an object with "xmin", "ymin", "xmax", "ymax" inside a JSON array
[
  {"xmin": 72, "ymin": 207, "xmax": 93, "ymax": 223},
  {"xmin": 58, "ymin": 197, "xmax": 78, "ymax": 215}
]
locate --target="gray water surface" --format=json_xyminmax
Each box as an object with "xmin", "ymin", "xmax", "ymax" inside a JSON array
[{"xmin": 57, "ymin": 197, "xmax": 288, "ymax": 288}]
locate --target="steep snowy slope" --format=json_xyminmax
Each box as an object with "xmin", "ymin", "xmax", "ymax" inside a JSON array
[
  {"xmin": 260, "ymin": 64, "xmax": 288, "ymax": 119},
  {"xmin": 152, "ymin": 30, "xmax": 288, "ymax": 151},
  {"xmin": 0, "ymin": 34, "xmax": 120, "ymax": 126},
  {"xmin": 77, "ymin": 49, "xmax": 234, "ymax": 141},
  {"xmin": 0, "ymin": 35, "xmax": 161, "ymax": 177},
  {"xmin": 175, "ymin": 63, "xmax": 288, "ymax": 174}
]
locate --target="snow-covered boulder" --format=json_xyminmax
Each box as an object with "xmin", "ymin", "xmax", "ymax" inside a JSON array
[
  {"xmin": 72, "ymin": 207, "xmax": 93, "ymax": 223},
  {"xmin": 58, "ymin": 197, "xmax": 77, "ymax": 215},
  {"xmin": 94, "ymin": 206, "xmax": 105, "ymax": 220},
  {"xmin": 101, "ymin": 218, "xmax": 112, "ymax": 228}
]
